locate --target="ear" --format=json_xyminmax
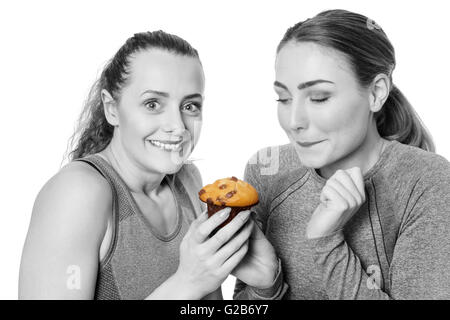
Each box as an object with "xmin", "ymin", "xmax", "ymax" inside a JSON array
[
  {"xmin": 369, "ymin": 74, "xmax": 390, "ymax": 113},
  {"xmin": 101, "ymin": 89, "xmax": 119, "ymax": 126}
]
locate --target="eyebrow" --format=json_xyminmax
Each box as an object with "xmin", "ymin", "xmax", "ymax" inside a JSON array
[
  {"xmin": 274, "ymin": 79, "xmax": 334, "ymax": 91},
  {"xmin": 140, "ymin": 90, "xmax": 203, "ymax": 100},
  {"xmin": 183, "ymin": 93, "xmax": 203, "ymax": 100},
  {"xmin": 141, "ymin": 89, "xmax": 169, "ymax": 97}
]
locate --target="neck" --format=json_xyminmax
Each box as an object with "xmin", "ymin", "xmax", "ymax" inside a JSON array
[
  {"xmin": 319, "ymin": 126, "xmax": 387, "ymax": 179},
  {"xmin": 98, "ymin": 138, "xmax": 165, "ymax": 198}
]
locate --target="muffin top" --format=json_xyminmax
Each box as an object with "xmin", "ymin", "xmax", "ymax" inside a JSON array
[{"xmin": 198, "ymin": 176, "xmax": 259, "ymax": 207}]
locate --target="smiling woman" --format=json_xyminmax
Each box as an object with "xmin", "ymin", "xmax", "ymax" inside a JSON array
[
  {"xmin": 235, "ymin": 9, "xmax": 450, "ymax": 300},
  {"xmin": 18, "ymin": 31, "xmax": 257, "ymax": 300}
]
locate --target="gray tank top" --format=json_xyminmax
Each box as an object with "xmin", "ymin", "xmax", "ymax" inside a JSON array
[{"xmin": 75, "ymin": 155, "xmax": 204, "ymax": 299}]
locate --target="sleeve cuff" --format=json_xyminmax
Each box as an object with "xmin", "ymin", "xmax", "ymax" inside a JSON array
[
  {"xmin": 246, "ymin": 258, "xmax": 288, "ymax": 300},
  {"xmin": 306, "ymin": 229, "xmax": 345, "ymax": 254}
]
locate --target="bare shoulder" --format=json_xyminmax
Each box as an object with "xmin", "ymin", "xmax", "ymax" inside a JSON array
[
  {"xmin": 58, "ymin": 160, "xmax": 111, "ymax": 192},
  {"xmin": 19, "ymin": 160, "xmax": 113, "ymax": 299},
  {"xmin": 32, "ymin": 160, "xmax": 112, "ymax": 233}
]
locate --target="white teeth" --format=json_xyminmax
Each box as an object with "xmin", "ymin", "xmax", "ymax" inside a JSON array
[{"xmin": 148, "ymin": 140, "xmax": 182, "ymax": 151}]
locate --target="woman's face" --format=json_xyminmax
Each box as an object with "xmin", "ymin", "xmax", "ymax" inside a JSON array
[
  {"xmin": 111, "ymin": 49, "xmax": 204, "ymax": 174},
  {"xmin": 275, "ymin": 41, "xmax": 372, "ymax": 169}
]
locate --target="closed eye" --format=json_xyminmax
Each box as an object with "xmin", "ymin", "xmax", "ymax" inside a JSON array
[
  {"xmin": 276, "ymin": 98, "xmax": 291, "ymax": 104},
  {"xmin": 310, "ymin": 97, "xmax": 329, "ymax": 104}
]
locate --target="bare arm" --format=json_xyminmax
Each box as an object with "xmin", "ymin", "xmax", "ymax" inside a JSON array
[
  {"xmin": 145, "ymin": 275, "xmax": 224, "ymax": 300},
  {"xmin": 19, "ymin": 163, "xmax": 111, "ymax": 299},
  {"xmin": 20, "ymin": 162, "xmax": 247, "ymax": 300}
]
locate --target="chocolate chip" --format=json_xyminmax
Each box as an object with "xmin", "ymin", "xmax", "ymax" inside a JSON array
[
  {"xmin": 219, "ymin": 184, "xmax": 227, "ymax": 190},
  {"xmin": 220, "ymin": 201, "xmax": 227, "ymax": 206},
  {"xmin": 231, "ymin": 176, "xmax": 238, "ymax": 182},
  {"xmin": 225, "ymin": 191, "xmax": 235, "ymax": 198},
  {"xmin": 206, "ymin": 198, "xmax": 213, "ymax": 204},
  {"xmin": 198, "ymin": 189, "xmax": 206, "ymax": 196}
]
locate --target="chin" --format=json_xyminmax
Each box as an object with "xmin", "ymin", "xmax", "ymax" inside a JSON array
[
  {"xmin": 147, "ymin": 147, "xmax": 191, "ymax": 175},
  {"xmin": 298, "ymin": 157, "xmax": 327, "ymax": 169},
  {"xmin": 154, "ymin": 162, "xmax": 184, "ymax": 175},
  {"xmin": 293, "ymin": 146, "xmax": 329, "ymax": 169}
]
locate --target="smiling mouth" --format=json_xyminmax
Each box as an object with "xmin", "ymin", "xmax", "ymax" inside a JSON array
[
  {"xmin": 296, "ymin": 140, "xmax": 324, "ymax": 147},
  {"xmin": 147, "ymin": 139, "xmax": 184, "ymax": 151}
]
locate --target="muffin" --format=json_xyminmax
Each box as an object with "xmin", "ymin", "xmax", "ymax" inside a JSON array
[{"xmin": 198, "ymin": 176, "xmax": 259, "ymax": 234}]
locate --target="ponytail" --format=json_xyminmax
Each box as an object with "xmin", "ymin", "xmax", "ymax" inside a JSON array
[
  {"xmin": 376, "ymin": 85, "xmax": 435, "ymax": 152},
  {"xmin": 67, "ymin": 77, "xmax": 114, "ymax": 161}
]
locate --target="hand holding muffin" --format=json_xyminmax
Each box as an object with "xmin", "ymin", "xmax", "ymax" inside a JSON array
[
  {"xmin": 172, "ymin": 182, "xmax": 255, "ymax": 298},
  {"xmin": 199, "ymin": 177, "xmax": 279, "ymax": 291}
]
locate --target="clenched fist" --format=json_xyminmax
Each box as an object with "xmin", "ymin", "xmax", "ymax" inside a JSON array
[{"xmin": 306, "ymin": 167, "xmax": 366, "ymax": 239}]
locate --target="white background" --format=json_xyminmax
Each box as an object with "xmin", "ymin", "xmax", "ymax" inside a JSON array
[{"xmin": 1, "ymin": 0, "xmax": 449, "ymax": 300}]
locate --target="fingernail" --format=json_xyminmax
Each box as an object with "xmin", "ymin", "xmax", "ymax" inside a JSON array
[
  {"xmin": 239, "ymin": 210, "xmax": 251, "ymax": 221},
  {"xmin": 219, "ymin": 207, "xmax": 231, "ymax": 217}
]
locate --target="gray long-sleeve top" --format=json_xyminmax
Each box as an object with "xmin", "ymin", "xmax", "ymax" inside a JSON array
[{"xmin": 234, "ymin": 140, "xmax": 450, "ymax": 299}]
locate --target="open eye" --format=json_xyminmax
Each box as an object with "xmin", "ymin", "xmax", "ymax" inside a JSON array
[
  {"xmin": 181, "ymin": 102, "xmax": 202, "ymax": 115},
  {"xmin": 144, "ymin": 99, "xmax": 162, "ymax": 111}
]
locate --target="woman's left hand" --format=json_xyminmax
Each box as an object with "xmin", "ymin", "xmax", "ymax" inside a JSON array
[
  {"xmin": 231, "ymin": 215, "xmax": 279, "ymax": 289},
  {"xmin": 306, "ymin": 167, "xmax": 366, "ymax": 239}
]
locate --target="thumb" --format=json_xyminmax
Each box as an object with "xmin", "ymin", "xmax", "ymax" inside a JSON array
[{"xmin": 250, "ymin": 215, "xmax": 265, "ymax": 240}]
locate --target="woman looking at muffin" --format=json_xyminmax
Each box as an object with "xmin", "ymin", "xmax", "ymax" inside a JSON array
[
  {"xmin": 18, "ymin": 31, "xmax": 278, "ymax": 300},
  {"xmin": 236, "ymin": 9, "xmax": 450, "ymax": 299}
]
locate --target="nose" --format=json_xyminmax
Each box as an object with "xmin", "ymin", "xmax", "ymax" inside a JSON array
[
  {"xmin": 162, "ymin": 106, "xmax": 186, "ymax": 136},
  {"xmin": 289, "ymin": 102, "xmax": 309, "ymax": 131}
]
